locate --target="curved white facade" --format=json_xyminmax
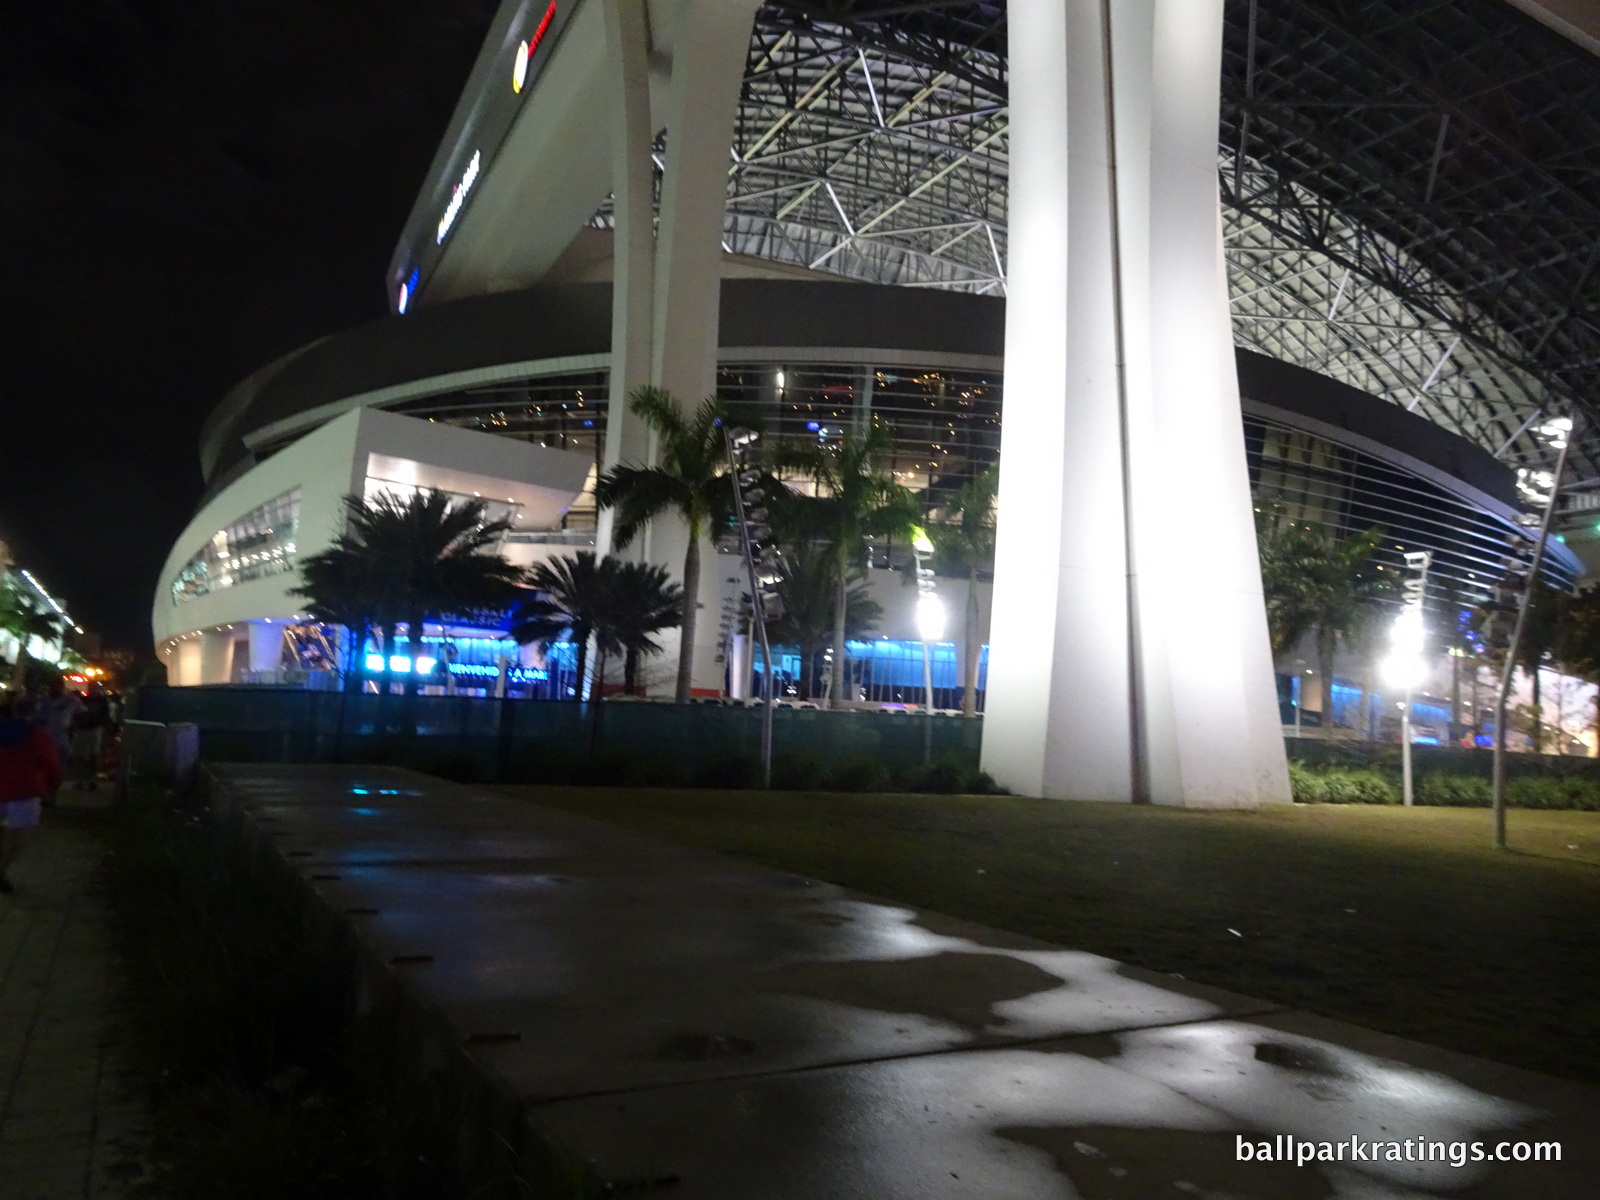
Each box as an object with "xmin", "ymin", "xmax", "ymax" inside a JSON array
[{"xmin": 154, "ymin": 407, "xmax": 590, "ymax": 686}]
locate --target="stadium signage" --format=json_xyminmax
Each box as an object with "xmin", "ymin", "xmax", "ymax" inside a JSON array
[
  {"xmin": 450, "ymin": 662, "xmax": 549, "ymax": 683},
  {"xmin": 513, "ymin": 2, "xmax": 558, "ymax": 94},
  {"xmin": 1399, "ymin": 550, "xmax": 1430, "ymax": 616},
  {"xmin": 436, "ymin": 150, "xmax": 482, "ymax": 244}
]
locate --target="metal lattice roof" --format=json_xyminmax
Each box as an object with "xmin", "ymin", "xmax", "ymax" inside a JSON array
[{"xmin": 592, "ymin": 0, "xmax": 1600, "ymax": 482}]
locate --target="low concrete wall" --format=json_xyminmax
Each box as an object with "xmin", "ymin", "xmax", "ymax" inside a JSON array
[{"xmin": 198, "ymin": 766, "xmax": 576, "ymax": 1195}]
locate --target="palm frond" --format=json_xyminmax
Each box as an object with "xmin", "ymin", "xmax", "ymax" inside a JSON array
[
  {"xmin": 294, "ymin": 488, "xmax": 520, "ymax": 645},
  {"xmin": 596, "ymin": 467, "xmax": 693, "ymax": 549}
]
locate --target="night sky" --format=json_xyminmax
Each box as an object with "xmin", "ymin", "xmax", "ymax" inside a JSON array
[{"xmin": 2, "ymin": 1, "xmax": 500, "ymax": 650}]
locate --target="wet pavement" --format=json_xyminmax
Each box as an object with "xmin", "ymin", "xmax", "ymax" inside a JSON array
[
  {"xmin": 0, "ymin": 792, "xmax": 149, "ymax": 1200},
  {"xmin": 212, "ymin": 763, "xmax": 1600, "ymax": 1199}
]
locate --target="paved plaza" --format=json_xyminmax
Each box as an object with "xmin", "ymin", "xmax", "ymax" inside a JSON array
[
  {"xmin": 210, "ymin": 763, "xmax": 1600, "ymax": 1199},
  {"xmin": 0, "ymin": 794, "xmax": 147, "ymax": 1200}
]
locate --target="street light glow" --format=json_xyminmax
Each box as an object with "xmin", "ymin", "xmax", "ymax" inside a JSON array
[
  {"xmin": 1381, "ymin": 616, "xmax": 1426, "ymax": 688},
  {"xmin": 915, "ymin": 593, "xmax": 946, "ymax": 642},
  {"xmin": 1382, "ymin": 553, "xmax": 1430, "ymax": 689}
]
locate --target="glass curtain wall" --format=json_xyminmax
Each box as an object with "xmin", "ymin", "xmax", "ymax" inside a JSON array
[{"xmin": 170, "ymin": 488, "xmax": 302, "ymax": 605}]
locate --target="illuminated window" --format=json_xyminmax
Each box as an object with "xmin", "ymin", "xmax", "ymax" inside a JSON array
[{"xmin": 170, "ymin": 488, "xmax": 302, "ymax": 605}]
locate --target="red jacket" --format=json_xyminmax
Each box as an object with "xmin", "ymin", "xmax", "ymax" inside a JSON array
[{"xmin": 0, "ymin": 718, "xmax": 62, "ymax": 801}]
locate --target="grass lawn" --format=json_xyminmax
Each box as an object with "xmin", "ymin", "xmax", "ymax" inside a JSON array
[{"xmin": 501, "ymin": 785, "xmax": 1600, "ymax": 1084}]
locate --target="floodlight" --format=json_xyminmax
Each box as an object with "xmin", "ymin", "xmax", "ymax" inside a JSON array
[
  {"xmin": 1538, "ymin": 416, "xmax": 1573, "ymax": 448},
  {"xmin": 1382, "ymin": 651, "xmax": 1426, "ymax": 690},
  {"xmin": 1382, "ymin": 608, "xmax": 1426, "ymax": 688}
]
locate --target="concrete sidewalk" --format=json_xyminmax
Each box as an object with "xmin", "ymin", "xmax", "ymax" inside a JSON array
[
  {"xmin": 214, "ymin": 763, "xmax": 1600, "ymax": 1199},
  {"xmin": 0, "ymin": 793, "xmax": 148, "ymax": 1200}
]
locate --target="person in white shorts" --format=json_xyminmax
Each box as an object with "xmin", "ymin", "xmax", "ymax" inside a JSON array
[{"xmin": 0, "ymin": 694, "xmax": 62, "ymax": 895}]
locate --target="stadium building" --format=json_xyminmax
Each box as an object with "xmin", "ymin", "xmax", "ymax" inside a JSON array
[{"xmin": 155, "ymin": 0, "xmax": 1600, "ymax": 800}]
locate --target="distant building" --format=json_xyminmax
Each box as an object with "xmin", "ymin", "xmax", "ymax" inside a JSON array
[{"xmin": 2, "ymin": 566, "xmax": 78, "ymax": 680}]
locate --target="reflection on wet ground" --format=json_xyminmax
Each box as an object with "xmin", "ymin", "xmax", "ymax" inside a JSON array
[{"xmin": 214, "ymin": 764, "xmax": 1600, "ymax": 1199}]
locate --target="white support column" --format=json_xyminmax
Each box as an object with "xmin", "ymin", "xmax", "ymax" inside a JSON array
[
  {"xmin": 248, "ymin": 620, "xmax": 284, "ymax": 675},
  {"xmin": 199, "ymin": 629, "xmax": 234, "ymax": 685},
  {"xmin": 638, "ymin": 0, "xmax": 758, "ymax": 695},
  {"xmin": 983, "ymin": 0, "xmax": 1136, "ymax": 801},
  {"xmin": 649, "ymin": 0, "xmax": 757, "ymax": 405},
  {"xmin": 598, "ymin": 0, "xmax": 657, "ymax": 559},
  {"xmin": 982, "ymin": 0, "xmax": 1289, "ymax": 807},
  {"xmin": 171, "ymin": 638, "xmax": 203, "ymax": 687}
]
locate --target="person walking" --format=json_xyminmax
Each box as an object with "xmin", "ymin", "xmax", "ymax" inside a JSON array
[
  {"xmin": 0, "ymin": 693, "xmax": 62, "ymax": 894},
  {"xmin": 33, "ymin": 679, "xmax": 79, "ymax": 805},
  {"xmin": 70, "ymin": 686, "xmax": 111, "ymax": 789}
]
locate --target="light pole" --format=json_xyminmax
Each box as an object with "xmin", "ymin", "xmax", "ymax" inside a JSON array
[
  {"xmin": 1493, "ymin": 415, "xmax": 1576, "ymax": 849},
  {"xmin": 1291, "ymin": 660, "xmax": 1306, "ymax": 738},
  {"xmin": 910, "ymin": 526, "xmax": 942, "ymax": 709},
  {"xmin": 1381, "ymin": 550, "xmax": 1432, "ymax": 807},
  {"xmin": 916, "ymin": 593, "xmax": 945, "ymax": 712},
  {"xmin": 911, "ymin": 526, "xmax": 943, "ymax": 761}
]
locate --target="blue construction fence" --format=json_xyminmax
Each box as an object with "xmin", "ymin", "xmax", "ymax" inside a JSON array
[{"xmin": 127, "ymin": 686, "xmax": 984, "ymax": 784}]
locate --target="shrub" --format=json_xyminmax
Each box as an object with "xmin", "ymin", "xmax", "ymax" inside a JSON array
[
  {"xmin": 967, "ymin": 769, "xmax": 1006, "ymax": 795},
  {"xmin": 826, "ymin": 756, "xmax": 891, "ymax": 792},
  {"xmin": 694, "ymin": 753, "xmax": 761, "ymax": 789},
  {"xmin": 1507, "ymin": 775, "xmax": 1600, "ymax": 812},
  {"xmin": 894, "ymin": 756, "xmax": 1002, "ymax": 794},
  {"xmin": 1288, "ymin": 762, "xmax": 1396, "ymax": 805},
  {"xmin": 1291, "ymin": 761, "xmax": 1600, "ymax": 810},
  {"xmin": 897, "ymin": 757, "xmax": 970, "ymax": 794},
  {"xmin": 1331, "ymin": 767, "xmax": 1397, "ymax": 805},
  {"xmin": 1416, "ymin": 773, "xmax": 1491, "ymax": 807},
  {"xmin": 771, "ymin": 752, "xmax": 827, "ymax": 791},
  {"xmin": 1287, "ymin": 761, "xmax": 1326, "ymax": 804}
]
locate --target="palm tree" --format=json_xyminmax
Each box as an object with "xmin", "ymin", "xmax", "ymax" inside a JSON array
[
  {"xmin": 1257, "ymin": 518, "xmax": 1328, "ymax": 660},
  {"xmin": 929, "ymin": 464, "xmax": 998, "ymax": 717},
  {"xmin": 609, "ymin": 561, "xmax": 684, "ymax": 695},
  {"xmin": 291, "ymin": 535, "xmax": 384, "ymax": 691},
  {"xmin": 1555, "ymin": 586, "xmax": 1600, "ymax": 754},
  {"xmin": 349, "ymin": 491, "xmax": 520, "ymax": 697},
  {"xmin": 0, "ymin": 579, "xmax": 65, "ymax": 691},
  {"xmin": 780, "ymin": 420, "xmax": 920, "ymax": 705},
  {"xmin": 769, "ymin": 542, "xmax": 883, "ymax": 700},
  {"xmin": 512, "ymin": 553, "xmax": 624, "ymax": 701},
  {"xmin": 594, "ymin": 387, "xmax": 733, "ymax": 703},
  {"xmin": 294, "ymin": 490, "xmax": 520, "ymax": 704},
  {"xmin": 1513, "ymin": 584, "xmax": 1564, "ymax": 752},
  {"xmin": 1256, "ymin": 518, "xmax": 1387, "ymax": 727}
]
